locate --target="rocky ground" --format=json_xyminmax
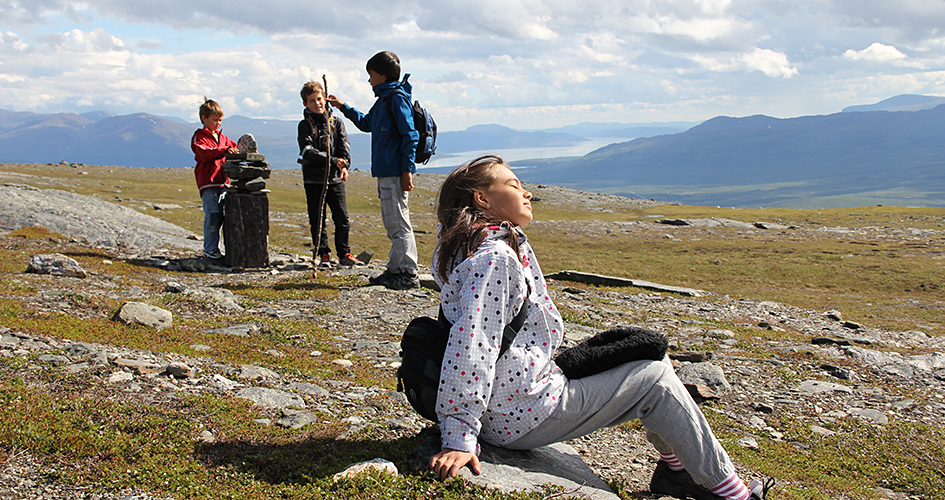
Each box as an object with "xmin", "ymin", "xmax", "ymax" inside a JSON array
[{"xmin": 1, "ymin": 181, "xmax": 944, "ymax": 500}]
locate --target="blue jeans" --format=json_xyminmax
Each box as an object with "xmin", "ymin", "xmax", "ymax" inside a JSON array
[{"xmin": 201, "ymin": 188, "xmax": 225, "ymax": 255}]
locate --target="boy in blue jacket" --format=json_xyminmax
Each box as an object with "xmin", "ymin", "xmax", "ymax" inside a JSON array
[{"xmin": 328, "ymin": 51, "xmax": 420, "ymax": 290}]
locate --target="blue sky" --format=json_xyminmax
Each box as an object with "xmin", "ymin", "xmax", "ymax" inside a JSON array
[{"xmin": 2, "ymin": 0, "xmax": 945, "ymax": 131}]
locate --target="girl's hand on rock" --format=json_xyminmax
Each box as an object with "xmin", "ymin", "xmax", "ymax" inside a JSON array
[{"xmin": 430, "ymin": 448, "xmax": 481, "ymax": 480}]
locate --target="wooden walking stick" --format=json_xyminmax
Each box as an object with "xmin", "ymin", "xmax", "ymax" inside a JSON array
[{"xmin": 312, "ymin": 74, "xmax": 334, "ymax": 277}]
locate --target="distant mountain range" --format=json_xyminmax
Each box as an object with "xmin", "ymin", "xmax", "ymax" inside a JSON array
[
  {"xmin": 511, "ymin": 96, "xmax": 945, "ymax": 208},
  {"xmin": 2, "ymin": 95, "xmax": 944, "ymax": 208},
  {"xmin": 0, "ymin": 108, "xmax": 687, "ymax": 170}
]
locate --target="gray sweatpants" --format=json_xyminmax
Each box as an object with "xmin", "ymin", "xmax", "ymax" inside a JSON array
[
  {"xmin": 504, "ymin": 357, "xmax": 736, "ymax": 490},
  {"xmin": 377, "ymin": 176, "xmax": 418, "ymax": 274}
]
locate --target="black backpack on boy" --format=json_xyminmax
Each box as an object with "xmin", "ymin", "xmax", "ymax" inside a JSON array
[
  {"xmin": 384, "ymin": 74, "xmax": 437, "ymax": 164},
  {"xmin": 396, "ymin": 301, "xmax": 529, "ymax": 422}
]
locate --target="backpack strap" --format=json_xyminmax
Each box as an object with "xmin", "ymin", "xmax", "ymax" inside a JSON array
[
  {"xmin": 384, "ymin": 89, "xmax": 409, "ymax": 138},
  {"xmin": 437, "ymin": 280, "xmax": 531, "ymax": 358},
  {"xmin": 498, "ymin": 292, "xmax": 529, "ymax": 358}
]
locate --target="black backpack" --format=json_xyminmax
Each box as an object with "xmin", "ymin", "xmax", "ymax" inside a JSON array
[
  {"xmin": 396, "ymin": 301, "xmax": 529, "ymax": 422},
  {"xmin": 384, "ymin": 75, "xmax": 437, "ymax": 164}
]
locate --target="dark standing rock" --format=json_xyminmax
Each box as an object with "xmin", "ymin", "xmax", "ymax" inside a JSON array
[
  {"xmin": 355, "ymin": 250, "xmax": 374, "ymax": 265},
  {"xmin": 223, "ymin": 193, "xmax": 269, "ymax": 268}
]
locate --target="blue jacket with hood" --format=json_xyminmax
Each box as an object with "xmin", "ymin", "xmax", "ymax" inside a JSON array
[{"xmin": 338, "ymin": 76, "xmax": 419, "ymax": 178}]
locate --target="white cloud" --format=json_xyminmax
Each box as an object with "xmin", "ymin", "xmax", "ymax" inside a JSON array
[
  {"xmin": 741, "ymin": 47, "xmax": 798, "ymax": 78},
  {"xmin": 2, "ymin": 1, "xmax": 945, "ymax": 130},
  {"xmin": 691, "ymin": 47, "xmax": 797, "ymax": 78},
  {"xmin": 843, "ymin": 42, "xmax": 906, "ymax": 63}
]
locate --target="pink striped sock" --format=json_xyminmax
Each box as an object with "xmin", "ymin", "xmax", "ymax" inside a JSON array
[
  {"xmin": 711, "ymin": 472, "xmax": 750, "ymax": 500},
  {"xmin": 659, "ymin": 452, "xmax": 684, "ymax": 471}
]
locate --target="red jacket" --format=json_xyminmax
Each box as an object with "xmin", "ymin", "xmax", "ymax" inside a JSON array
[{"xmin": 191, "ymin": 128, "xmax": 237, "ymax": 192}]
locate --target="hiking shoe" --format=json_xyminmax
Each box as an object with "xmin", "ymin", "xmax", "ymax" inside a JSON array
[
  {"xmin": 386, "ymin": 272, "xmax": 420, "ymax": 291},
  {"xmin": 369, "ymin": 270, "xmax": 398, "ymax": 287},
  {"xmin": 750, "ymin": 478, "xmax": 776, "ymax": 499},
  {"xmin": 649, "ymin": 460, "xmax": 723, "ymax": 500},
  {"xmin": 339, "ymin": 253, "xmax": 364, "ymax": 267},
  {"xmin": 204, "ymin": 250, "xmax": 224, "ymax": 260},
  {"xmin": 318, "ymin": 254, "xmax": 332, "ymax": 270}
]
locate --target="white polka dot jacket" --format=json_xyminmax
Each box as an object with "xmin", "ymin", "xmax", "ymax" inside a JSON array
[{"xmin": 432, "ymin": 224, "xmax": 567, "ymax": 454}]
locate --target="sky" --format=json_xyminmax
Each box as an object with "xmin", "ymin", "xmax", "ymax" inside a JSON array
[{"xmin": 2, "ymin": 0, "xmax": 945, "ymax": 131}]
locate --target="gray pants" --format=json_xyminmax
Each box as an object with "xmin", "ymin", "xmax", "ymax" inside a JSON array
[
  {"xmin": 505, "ymin": 357, "xmax": 735, "ymax": 489},
  {"xmin": 377, "ymin": 176, "xmax": 418, "ymax": 274}
]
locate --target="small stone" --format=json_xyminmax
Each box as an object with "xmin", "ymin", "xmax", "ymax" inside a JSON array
[
  {"xmin": 333, "ymin": 359, "xmax": 354, "ymax": 368},
  {"xmin": 332, "ymin": 458, "xmax": 398, "ymax": 482},
  {"xmin": 27, "ymin": 253, "xmax": 87, "ymax": 278},
  {"xmin": 850, "ymin": 408, "xmax": 888, "ymax": 424},
  {"xmin": 276, "ymin": 408, "xmax": 319, "ymax": 429},
  {"xmin": 108, "ymin": 371, "xmax": 134, "ymax": 384},
  {"xmin": 198, "ymin": 430, "xmax": 216, "ymax": 443},
  {"xmin": 237, "ymin": 133, "xmax": 258, "ymax": 153},
  {"xmin": 737, "ymin": 437, "xmax": 759, "ymax": 449},
  {"xmin": 753, "ymin": 403, "xmax": 775, "ymax": 414},
  {"xmin": 797, "ymin": 380, "xmax": 853, "ymax": 396},
  {"xmin": 810, "ymin": 425, "xmax": 836, "ymax": 436},
  {"xmin": 676, "ymin": 362, "xmax": 731, "ymax": 395},
  {"xmin": 37, "ymin": 354, "xmax": 70, "ymax": 366},
  {"xmin": 112, "ymin": 358, "xmax": 164, "ymax": 376},
  {"xmin": 113, "ymin": 302, "xmax": 172, "ymax": 329},
  {"xmin": 748, "ymin": 416, "xmax": 766, "ymax": 429},
  {"xmin": 706, "ymin": 329, "xmax": 735, "ymax": 339},
  {"xmin": 235, "ymin": 387, "xmax": 305, "ymax": 409},
  {"xmin": 684, "ymin": 383, "xmax": 720, "ymax": 400},
  {"xmin": 670, "ymin": 351, "xmax": 712, "ymax": 362},
  {"xmin": 238, "ymin": 364, "xmax": 280, "ymax": 382},
  {"xmin": 166, "ymin": 362, "xmax": 193, "ymax": 379}
]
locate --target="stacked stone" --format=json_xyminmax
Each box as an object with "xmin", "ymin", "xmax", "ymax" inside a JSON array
[{"xmin": 223, "ymin": 134, "xmax": 271, "ymax": 195}]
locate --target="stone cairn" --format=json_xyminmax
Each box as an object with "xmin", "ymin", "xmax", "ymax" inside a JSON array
[
  {"xmin": 223, "ymin": 134, "xmax": 271, "ymax": 195},
  {"xmin": 221, "ymin": 133, "xmax": 270, "ymax": 268}
]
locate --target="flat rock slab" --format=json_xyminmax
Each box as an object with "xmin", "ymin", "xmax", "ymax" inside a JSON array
[
  {"xmin": 0, "ymin": 185, "xmax": 201, "ymax": 253},
  {"xmin": 412, "ymin": 433, "xmax": 619, "ymax": 500},
  {"xmin": 545, "ymin": 270, "xmax": 705, "ymax": 297}
]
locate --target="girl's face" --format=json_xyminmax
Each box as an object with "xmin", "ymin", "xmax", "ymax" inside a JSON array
[{"xmin": 477, "ymin": 165, "xmax": 533, "ymax": 226}]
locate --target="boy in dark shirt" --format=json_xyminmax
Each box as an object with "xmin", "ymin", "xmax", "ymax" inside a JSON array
[{"xmin": 298, "ymin": 81, "xmax": 362, "ymax": 269}]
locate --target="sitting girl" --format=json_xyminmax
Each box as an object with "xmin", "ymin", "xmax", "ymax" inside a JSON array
[{"xmin": 429, "ymin": 155, "xmax": 773, "ymax": 500}]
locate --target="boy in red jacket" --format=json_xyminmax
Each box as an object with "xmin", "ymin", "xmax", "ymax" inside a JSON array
[{"xmin": 191, "ymin": 98, "xmax": 238, "ymax": 260}]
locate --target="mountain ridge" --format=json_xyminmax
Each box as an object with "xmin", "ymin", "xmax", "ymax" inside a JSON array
[{"xmin": 2, "ymin": 94, "xmax": 944, "ymax": 208}]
